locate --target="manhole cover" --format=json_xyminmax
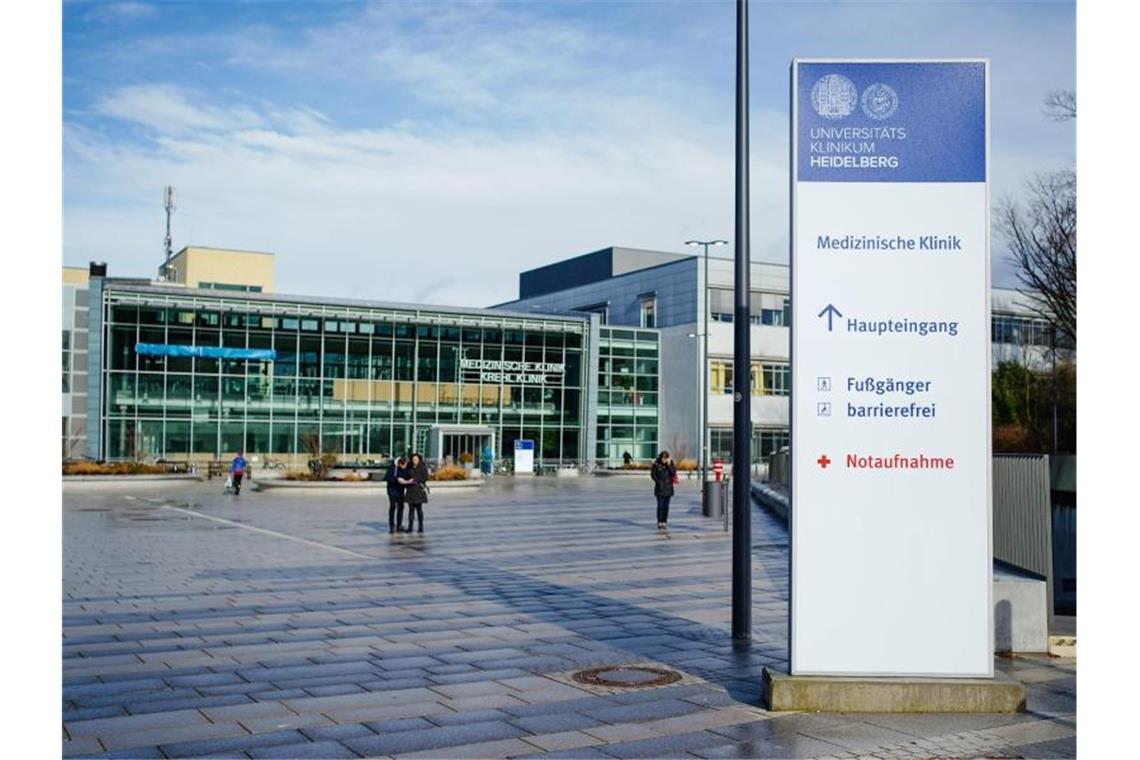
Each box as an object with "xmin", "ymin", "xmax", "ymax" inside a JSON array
[{"xmin": 571, "ymin": 665, "xmax": 682, "ymax": 688}]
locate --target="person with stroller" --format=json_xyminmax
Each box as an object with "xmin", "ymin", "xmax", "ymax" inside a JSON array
[
  {"xmin": 229, "ymin": 451, "xmax": 249, "ymax": 495},
  {"xmin": 384, "ymin": 457, "xmax": 408, "ymax": 533}
]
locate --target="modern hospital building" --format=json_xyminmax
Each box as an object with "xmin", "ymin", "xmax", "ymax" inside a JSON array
[{"xmin": 62, "ymin": 245, "xmax": 1069, "ymax": 469}]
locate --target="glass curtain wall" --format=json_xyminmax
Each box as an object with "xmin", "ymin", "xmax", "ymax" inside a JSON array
[
  {"xmin": 102, "ymin": 290, "xmax": 587, "ymax": 465},
  {"xmin": 595, "ymin": 327, "xmax": 659, "ymax": 466},
  {"xmin": 709, "ymin": 427, "xmax": 789, "ymax": 464}
]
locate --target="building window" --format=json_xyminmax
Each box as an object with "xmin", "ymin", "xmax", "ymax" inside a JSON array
[
  {"xmin": 757, "ymin": 362, "xmax": 790, "ymax": 396},
  {"xmin": 710, "ymin": 360, "xmax": 733, "ymax": 394},
  {"xmin": 991, "ymin": 313, "xmax": 1058, "ymax": 347},
  {"xmin": 199, "ymin": 282, "xmax": 263, "ymax": 293},
  {"xmin": 760, "ymin": 308, "xmax": 786, "ymax": 326},
  {"xmin": 709, "ymin": 427, "xmax": 789, "ymax": 463},
  {"xmin": 62, "ymin": 329, "xmax": 71, "ymax": 393},
  {"xmin": 576, "ymin": 302, "xmax": 609, "ymax": 325},
  {"xmin": 711, "ymin": 360, "xmax": 788, "ymax": 396},
  {"xmin": 639, "ymin": 296, "xmax": 656, "ymax": 329}
]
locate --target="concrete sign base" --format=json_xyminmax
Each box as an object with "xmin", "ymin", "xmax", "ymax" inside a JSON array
[{"xmin": 763, "ymin": 668, "xmax": 1025, "ymax": 713}]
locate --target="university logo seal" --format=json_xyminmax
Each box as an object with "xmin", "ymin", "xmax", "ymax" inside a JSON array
[
  {"xmin": 810, "ymin": 74, "xmax": 858, "ymax": 120},
  {"xmin": 860, "ymin": 83, "xmax": 898, "ymax": 120}
]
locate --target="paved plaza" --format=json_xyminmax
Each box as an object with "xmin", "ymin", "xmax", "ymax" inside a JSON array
[{"xmin": 62, "ymin": 477, "xmax": 1075, "ymax": 759}]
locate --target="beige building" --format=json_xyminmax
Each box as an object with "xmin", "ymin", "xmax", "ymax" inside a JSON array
[
  {"xmin": 165, "ymin": 246, "xmax": 275, "ymax": 293},
  {"xmin": 62, "ymin": 266, "xmax": 90, "ymax": 287}
]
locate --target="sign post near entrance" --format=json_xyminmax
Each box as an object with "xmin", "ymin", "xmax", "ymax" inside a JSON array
[{"xmin": 785, "ymin": 60, "xmax": 1000, "ymax": 687}]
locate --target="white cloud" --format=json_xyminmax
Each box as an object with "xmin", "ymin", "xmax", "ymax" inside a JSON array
[
  {"xmin": 93, "ymin": 84, "xmax": 265, "ymax": 135},
  {"xmin": 64, "ymin": 1, "xmax": 1073, "ymax": 301}
]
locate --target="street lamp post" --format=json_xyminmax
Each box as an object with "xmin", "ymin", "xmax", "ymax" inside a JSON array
[{"xmin": 686, "ymin": 239, "xmax": 728, "ymax": 493}]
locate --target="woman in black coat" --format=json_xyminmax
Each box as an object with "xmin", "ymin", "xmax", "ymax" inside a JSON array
[
  {"xmin": 384, "ymin": 457, "xmax": 407, "ymax": 533},
  {"xmin": 650, "ymin": 450, "xmax": 678, "ymax": 530},
  {"xmin": 401, "ymin": 453, "xmax": 430, "ymax": 534}
]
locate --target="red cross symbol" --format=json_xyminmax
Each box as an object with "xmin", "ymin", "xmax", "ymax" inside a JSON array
[{"xmin": 817, "ymin": 454, "xmax": 832, "ymax": 469}]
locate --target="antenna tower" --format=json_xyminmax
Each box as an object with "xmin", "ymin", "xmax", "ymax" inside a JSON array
[{"xmin": 162, "ymin": 186, "xmax": 176, "ymax": 280}]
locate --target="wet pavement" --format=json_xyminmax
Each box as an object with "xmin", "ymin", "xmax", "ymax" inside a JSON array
[{"xmin": 62, "ymin": 476, "xmax": 1075, "ymax": 758}]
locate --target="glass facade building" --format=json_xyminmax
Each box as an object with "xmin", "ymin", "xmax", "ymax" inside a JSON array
[
  {"xmin": 596, "ymin": 327, "xmax": 660, "ymax": 463},
  {"xmin": 95, "ymin": 283, "xmax": 601, "ymax": 466}
]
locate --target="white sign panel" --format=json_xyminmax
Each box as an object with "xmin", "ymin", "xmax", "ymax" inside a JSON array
[
  {"xmin": 514, "ymin": 439, "xmax": 535, "ymax": 475},
  {"xmin": 791, "ymin": 60, "xmax": 992, "ymax": 677}
]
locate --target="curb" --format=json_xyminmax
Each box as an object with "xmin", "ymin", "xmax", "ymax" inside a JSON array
[
  {"xmin": 254, "ymin": 479, "xmax": 486, "ymax": 491},
  {"xmin": 63, "ymin": 474, "xmax": 204, "ymax": 484}
]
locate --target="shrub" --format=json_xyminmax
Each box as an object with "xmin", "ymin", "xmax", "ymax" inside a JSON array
[
  {"xmin": 283, "ymin": 469, "xmax": 313, "ymax": 481},
  {"xmin": 63, "ymin": 461, "xmax": 168, "ymax": 476},
  {"xmin": 458, "ymin": 451, "xmax": 475, "ymax": 464},
  {"xmin": 622, "ymin": 462, "xmax": 652, "ymax": 470},
  {"xmin": 339, "ymin": 472, "xmax": 365, "ymax": 482},
  {"xmin": 429, "ymin": 465, "xmax": 468, "ymax": 481},
  {"xmin": 676, "ymin": 458, "xmax": 698, "ymax": 471}
]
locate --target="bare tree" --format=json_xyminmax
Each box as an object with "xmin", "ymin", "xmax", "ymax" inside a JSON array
[
  {"xmin": 997, "ymin": 169, "xmax": 1076, "ymax": 345},
  {"xmin": 1043, "ymin": 89, "xmax": 1076, "ymax": 121}
]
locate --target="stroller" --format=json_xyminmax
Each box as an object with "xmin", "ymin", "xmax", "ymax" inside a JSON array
[{"xmin": 223, "ymin": 471, "xmax": 243, "ymax": 495}]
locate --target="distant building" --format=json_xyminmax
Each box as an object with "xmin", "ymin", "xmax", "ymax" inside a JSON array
[
  {"xmin": 497, "ymin": 246, "xmax": 1074, "ymax": 466},
  {"xmin": 62, "ymin": 244, "xmax": 1071, "ymax": 468}
]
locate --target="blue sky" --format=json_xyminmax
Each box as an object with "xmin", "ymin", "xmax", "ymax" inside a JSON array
[{"xmin": 63, "ymin": 0, "xmax": 1075, "ymax": 305}]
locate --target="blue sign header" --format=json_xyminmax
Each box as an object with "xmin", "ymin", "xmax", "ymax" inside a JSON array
[
  {"xmin": 136, "ymin": 343, "xmax": 277, "ymax": 361},
  {"xmin": 795, "ymin": 61, "xmax": 986, "ymax": 183}
]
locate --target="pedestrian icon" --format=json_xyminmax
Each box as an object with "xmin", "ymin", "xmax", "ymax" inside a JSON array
[{"xmin": 817, "ymin": 377, "xmax": 831, "ymax": 392}]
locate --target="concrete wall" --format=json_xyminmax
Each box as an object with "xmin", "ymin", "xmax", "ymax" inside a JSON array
[
  {"xmin": 63, "ymin": 282, "xmax": 90, "ymax": 459},
  {"xmin": 658, "ymin": 324, "xmax": 701, "ymax": 459},
  {"xmin": 994, "ymin": 565, "xmax": 1049, "ymax": 652}
]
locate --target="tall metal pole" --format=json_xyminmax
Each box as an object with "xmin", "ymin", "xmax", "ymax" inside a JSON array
[
  {"xmin": 702, "ymin": 245, "xmax": 711, "ymax": 487},
  {"xmin": 731, "ymin": 0, "xmax": 752, "ymax": 643}
]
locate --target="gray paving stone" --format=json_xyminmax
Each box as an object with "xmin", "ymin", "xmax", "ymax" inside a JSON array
[
  {"xmin": 362, "ymin": 716, "xmax": 436, "ymax": 734},
  {"xmin": 248, "ymin": 739, "xmax": 359, "ymax": 758},
  {"xmin": 63, "ymin": 479, "xmax": 1076, "ymax": 760},
  {"xmin": 581, "ymin": 697, "xmax": 704, "ymax": 724},
  {"xmin": 299, "ymin": 723, "xmax": 376, "ymax": 742},
  {"xmin": 429, "ymin": 708, "xmax": 511, "ymax": 727},
  {"xmin": 596, "ymin": 730, "xmax": 732, "ymax": 758},
  {"xmin": 509, "ymin": 711, "xmax": 606, "ymax": 735},
  {"xmin": 342, "ymin": 720, "xmax": 527, "ymax": 756},
  {"xmin": 159, "ymin": 729, "xmax": 306, "ymax": 758}
]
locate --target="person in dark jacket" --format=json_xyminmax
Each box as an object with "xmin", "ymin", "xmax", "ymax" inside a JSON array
[
  {"xmin": 401, "ymin": 453, "xmax": 430, "ymax": 534},
  {"xmin": 650, "ymin": 451, "xmax": 678, "ymax": 529},
  {"xmin": 384, "ymin": 457, "xmax": 407, "ymax": 533}
]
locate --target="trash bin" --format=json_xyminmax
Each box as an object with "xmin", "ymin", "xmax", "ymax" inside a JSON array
[{"xmin": 702, "ymin": 480, "xmax": 726, "ymax": 518}]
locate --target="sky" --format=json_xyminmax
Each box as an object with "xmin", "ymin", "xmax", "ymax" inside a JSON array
[{"xmin": 62, "ymin": 0, "xmax": 1075, "ymax": 306}]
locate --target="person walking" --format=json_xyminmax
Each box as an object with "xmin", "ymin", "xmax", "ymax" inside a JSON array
[
  {"xmin": 401, "ymin": 453, "xmax": 430, "ymax": 534},
  {"xmin": 230, "ymin": 451, "xmax": 249, "ymax": 495},
  {"xmin": 384, "ymin": 457, "xmax": 408, "ymax": 533},
  {"xmin": 650, "ymin": 450, "xmax": 677, "ymax": 529}
]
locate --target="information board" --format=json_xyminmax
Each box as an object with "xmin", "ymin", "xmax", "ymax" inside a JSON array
[
  {"xmin": 791, "ymin": 60, "xmax": 992, "ymax": 677},
  {"xmin": 513, "ymin": 439, "xmax": 535, "ymax": 476}
]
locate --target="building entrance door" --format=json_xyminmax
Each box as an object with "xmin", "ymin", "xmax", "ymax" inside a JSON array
[{"xmin": 427, "ymin": 424, "xmax": 494, "ymax": 467}]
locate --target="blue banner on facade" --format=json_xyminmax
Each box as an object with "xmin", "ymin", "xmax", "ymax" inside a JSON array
[
  {"xmin": 796, "ymin": 61, "xmax": 986, "ymax": 183},
  {"xmin": 135, "ymin": 343, "xmax": 277, "ymax": 361}
]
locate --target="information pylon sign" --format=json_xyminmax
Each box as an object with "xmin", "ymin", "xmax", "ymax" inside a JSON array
[{"xmin": 790, "ymin": 60, "xmax": 992, "ymax": 678}]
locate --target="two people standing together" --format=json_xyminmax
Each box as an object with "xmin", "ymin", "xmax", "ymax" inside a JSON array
[
  {"xmin": 384, "ymin": 453, "xmax": 430, "ymax": 533},
  {"xmin": 650, "ymin": 450, "xmax": 678, "ymax": 530}
]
